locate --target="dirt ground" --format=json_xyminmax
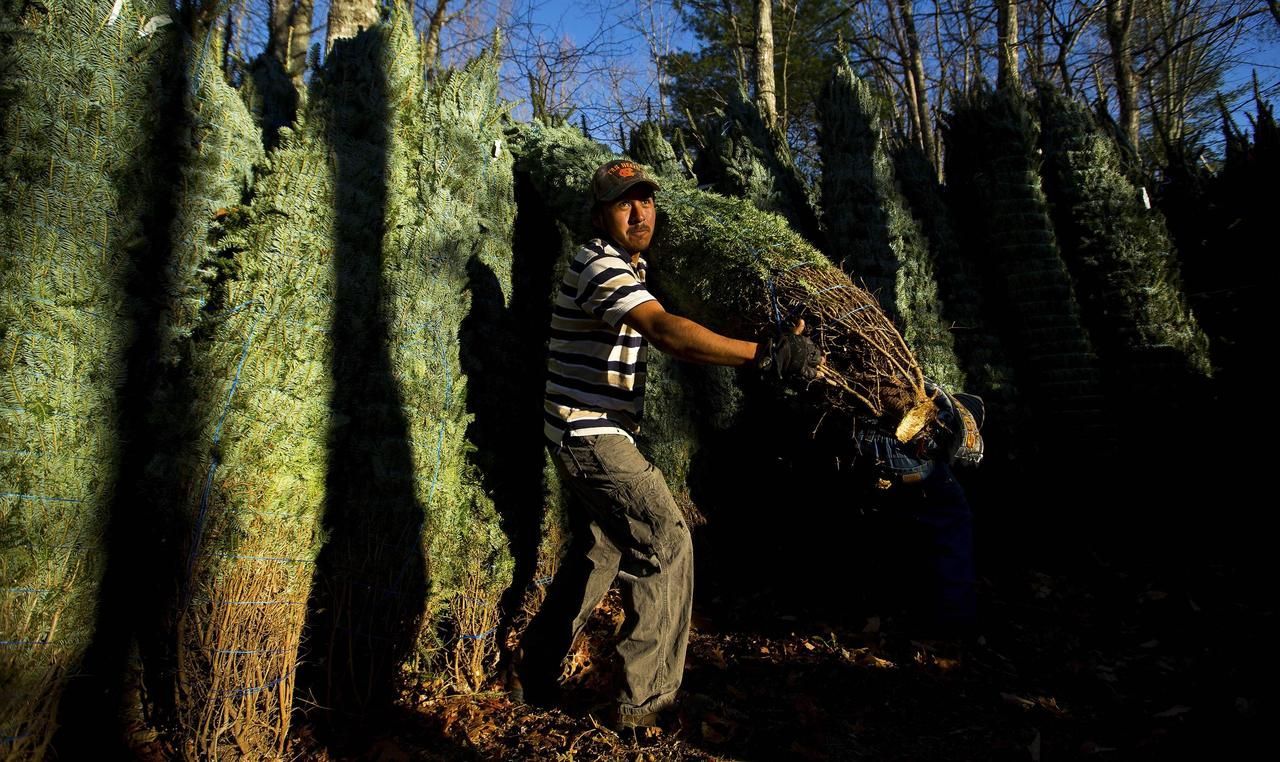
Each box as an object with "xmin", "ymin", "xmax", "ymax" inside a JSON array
[{"xmin": 283, "ymin": 545, "xmax": 1273, "ymax": 762}]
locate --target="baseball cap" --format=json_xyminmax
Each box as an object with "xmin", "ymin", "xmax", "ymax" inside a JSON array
[{"xmin": 591, "ymin": 159, "xmax": 660, "ymax": 203}]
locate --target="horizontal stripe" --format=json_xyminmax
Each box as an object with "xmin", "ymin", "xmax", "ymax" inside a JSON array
[
  {"xmin": 596, "ymin": 283, "xmax": 649, "ymax": 319},
  {"xmin": 549, "ymin": 349, "xmax": 644, "ymax": 375},
  {"xmin": 548, "ymin": 360, "xmax": 645, "ymax": 386},
  {"xmin": 548, "ymin": 327, "xmax": 644, "ymax": 346},
  {"xmin": 577, "ymin": 267, "xmax": 636, "ymax": 307},
  {"xmin": 546, "ymin": 373, "xmax": 642, "ymax": 403},
  {"xmin": 545, "ymin": 392, "xmax": 639, "ymax": 419}
]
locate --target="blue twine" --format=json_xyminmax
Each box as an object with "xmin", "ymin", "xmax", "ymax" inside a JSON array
[
  {"xmin": 183, "ymin": 301, "xmax": 265, "ymax": 605},
  {"xmin": 188, "ymin": 1, "xmax": 225, "ymax": 98},
  {"xmin": 768, "ymin": 275, "xmax": 783, "ymax": 329},
  {"xmin": 209, "ymin": 552, "xmax": 314, "ymax": 564},
  {"xmin": 11, "ymin": 292, "xmax": 103, "ymax": 319},
  {"xmin": 0, "ymin": 640, "xmax": 56, "ymax": 646},
  {"xmin": 211, "ymin": 648, "xmax": 287, "ymax": 656},
  {"xmin": 813, "ymin": 283, "xmax": 852, "ymax": 297},
  {"xmin": 215, "ymin": 600, "xmax": 304, "ymax": 607},
  {"xmin": 2, "ymin": 588, "xmax": 51, "ymax": 595},
  {"xmin": 0, "ymin": 448, "xmax": 91, "ymax": 462},
  {"xmin": 458, "ymin": 627, "xmax": 496, "ymax": 641},
  {"xmin": 837, "ymin": 304, "xmax": 872, "ymax": 321},
  {"xmin": 425, "ymin": 315, "xmax": 454, "ymax": 508},
  {"xmin": 1, "ymin": 733, "xmax": 31, "ymax": 744},
  {"xmin": 222, "ymin": 667, "xmax": 296, "ymax": 699},
  {"xmin": 31, "ymin": 219, "xmax": 106, "ymax": 256},
  {"xmin": 0, "ymin": 493, "xmax": 82, "ymax": 504},
  {"xmin": 533, "ymin": 576, "xmax": 553, "ymax": 586},
  {"xmin": 182, "ymin": 458, "xmax": 219, "ymax": 604},
  {"xmin": 211, "ymin": 301, "xmax": 266, "ymax": 443}
]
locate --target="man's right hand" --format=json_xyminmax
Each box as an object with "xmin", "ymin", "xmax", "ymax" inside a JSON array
[{"xmin": 758, "ymin": 319, "xmax": 821, "ymax": 382}]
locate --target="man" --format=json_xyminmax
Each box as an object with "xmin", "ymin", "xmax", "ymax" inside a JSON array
[{"xmin": 513, "ymin": 159, "xmax": 819, "ymax": 729}]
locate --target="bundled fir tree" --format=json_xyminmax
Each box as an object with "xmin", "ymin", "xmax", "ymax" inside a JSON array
[
  {"xmin": 168, "ymin": 72, "xmax": 335, "ymax": 762},
  {"xmin": 695, "ymin": 85, "xmax": 825, "ymax": 248},
  {"xmin": 0, "ymin": 2, "xmax": 174, "ymax": 757},
  {"xmin": 1037, "ymin": 87, "xmax": 1211, "ymax": 413},
  {"xmin": 943, "ymin": 87, "xmax": 1108, "ymax": 455},
  {"xmin": 163, "ymin": 38, "xmax": 266, "ymax": 367},
  {"xmin": 893, "ymin": 144, "xmax": 1015, "ymax": 412},
  {"xmin": 628, "ymin": 121, "xmax": 685, "ymax": 180},
  {"xmin": 818, "ymin": 63, "xmax": 964, "ymax": 390},
  {"xmin": 375, "ymin": 26, "xmax": 516, "ymax": 696},
  {"xmin": 1163, "ymin": 88, "xmax": 1275, "ymax": 395},
  {"xmin": 508, "ymin": 121, "xmax": 942, "ymax": 441},
  {"xmin": 620, "ymin": 122, "xmax": 745, "ymax": 521}
]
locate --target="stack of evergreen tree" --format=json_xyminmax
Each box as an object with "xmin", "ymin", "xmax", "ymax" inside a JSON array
[
  {"xmin": 0, "ymin": 2, "xmax": 174, "ymax": 758},
  {"xmin": 696, "ymin": 86, "xmax": 825, "ymax": 247},
  {"xmin": 818, "ymin": 62, "xmax": 964, "ymax": 390},
  {"xmin": 1037, "ymin": 87, "xmax": 1211, "ymax": 414},
  {"xmin": 154, "ymin": 8, "xmax": 517, "ymax": 756},
  {"xmin": 944, "ymin": 86, "xmax": 1108, "ymax": 458}
]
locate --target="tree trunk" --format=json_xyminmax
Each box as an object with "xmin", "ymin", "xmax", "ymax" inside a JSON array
[
  {"xmin": 326, "ymin": 0, "xmax": 380, "ymax": 51},
  {"xmin": 996, "ymin": 0, "xmax": 1019, "ymax": 89},
  {"xmin": 754, "ymin": 0, "xmax": 777, "ymax": 129},
  {"xmin": 269, "ymin": 0, "xmax": 314, "ymax": 86},
  {"xmin": 1105, "ymin": 0, "xmax": 1140, "ymax": 151},
  {"xmin": 896, "ymin": 0, "xmax": 937, "ymax": 173},
  {"xmin": 423, "ymin": 0, "xmax": 450, "ymax": 68}
]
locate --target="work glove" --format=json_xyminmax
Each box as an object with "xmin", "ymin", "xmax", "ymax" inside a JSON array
[{"xmin": 757, "ymin": 330, "xmax": 821, "ymax": 383}]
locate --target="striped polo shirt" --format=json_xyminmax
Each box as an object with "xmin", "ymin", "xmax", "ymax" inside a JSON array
[{"xmin": 544, "ymin": 237, "xmax": 657, "ymax": 445}]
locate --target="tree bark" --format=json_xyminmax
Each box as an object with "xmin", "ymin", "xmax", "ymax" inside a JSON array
[
  {"xmin": 754, "ymin": 0, "xmax": 777, "ymax": 129},
  {"xmin": 326, "ymin": 0, "xmax": 380, "ymax": 52},
  {"xmin": 896, "ymin": 0, "xmax": 937, "ymax": 173},
  {"xmin": 423, "ymin": 0, "xmax": 450, "ymax": 68},
  {"xmin": 996, "ymin": 0, "xmax": 1019, "ymax": 89},
  {"xmin": 1105, "ymin": 0, "xmax": 1140, "ymax": 151},
  {"xmin": 269, "ymin": 0, "xmax": 314, "ymax": 86}
]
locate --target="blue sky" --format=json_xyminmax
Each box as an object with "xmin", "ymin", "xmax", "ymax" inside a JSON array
[{"xmin": 247, "ymin": 0, "xmax": 1278, "ymax": 141}]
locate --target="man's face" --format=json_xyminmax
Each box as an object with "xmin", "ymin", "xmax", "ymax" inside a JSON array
[{"xmin": 598, "ymin": 185, "xmax": 656, "ymax": 255}]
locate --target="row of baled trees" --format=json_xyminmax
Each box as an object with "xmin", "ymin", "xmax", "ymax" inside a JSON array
[
  {"xmin": 2, "ymin": 4, "xmax": 522, "ymax": 759},
  {"xmin": 2, "ymin": 3, "xmax": 1222, "ymax": 759},
  {"xmin": 682, "ymin": 61, "xmax": 1211, "ymax": 477}
]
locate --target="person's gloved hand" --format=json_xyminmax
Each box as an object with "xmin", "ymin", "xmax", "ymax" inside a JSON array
[{"xmin": 757, "ymin": 319, "xmax": 821, "ymax": 382}]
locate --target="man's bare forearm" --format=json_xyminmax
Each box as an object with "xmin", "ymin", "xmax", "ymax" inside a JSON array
[
  {"xmin": 646, "ymin": 311, "xmax": 759, "ymax": 366},
  {"xmin": 623, "ymin": 302, "xmax": 759, "ymax": 367}
]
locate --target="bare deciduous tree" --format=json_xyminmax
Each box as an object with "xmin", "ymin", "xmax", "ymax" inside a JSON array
[
  {"xmin": 755, "ymin": 0, "xmax": 778, "ymax": 127},
  {"xmin": 327, "ymin": 0, "xmax": 381, "ymax": 51},
  {"xmin": 270, "ymin": 0, "xmax": 315, "ymax": 85}
]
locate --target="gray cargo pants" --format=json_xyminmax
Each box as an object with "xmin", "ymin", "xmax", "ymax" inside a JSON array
[{"xmin": 521, "ymin": 433, "xmax": 694, "ymax": 717}]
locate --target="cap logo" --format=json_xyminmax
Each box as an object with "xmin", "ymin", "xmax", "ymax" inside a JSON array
[{"xmin": 611, "ymin": 162, "xmax": 638, "ymax": 178}]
